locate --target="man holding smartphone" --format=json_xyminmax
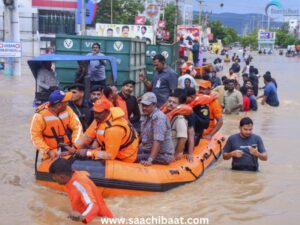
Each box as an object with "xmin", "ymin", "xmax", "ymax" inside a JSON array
[{"xmin": 223, "ymin": 117, "xmax": 268, "ymax": 171}]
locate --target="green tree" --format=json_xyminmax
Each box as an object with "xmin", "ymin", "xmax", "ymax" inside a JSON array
[
  {"xmin": 275, "ymin": 30, "xmax": 297, "ymax": 47},
  {"xmin": 94, "ymin": 0, "xmax": 144, "ymax": 24},
  {"xmin": 144, "ymin": 19, "xmax": 151, "ymax": 26},
  {"xmin": 208, "ymin": 20, "xmax": 226, "ymax": 41},
  {"xmin": 163, "ymin": 3, "xmax": 182, "ymax": 43},
  {"xmin": 240, "ymin": 29, "xmax": 258, "ymax": 49},
  {"xmin": 280, "ymin": 22, "xmax": 289, "ymax": 33},
  {"xmin": 207, "ymin": 20, "xmax": 239, "ymax": 45}
]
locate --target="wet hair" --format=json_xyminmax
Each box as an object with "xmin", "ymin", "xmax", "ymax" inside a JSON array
[
  {"xmin": 90, "ymin": 85, "xmax": 103, "ymax": 93},
  {"xmin": 103, "ymin": 86, "xmax": 113, "ymax": 98},
  {"xmin": 240, "ymin": 86, "xmax": 247, "ymax": 95},
  {"xmin": 263, "ymin": 73, "xmax": 272, "ymax": 82},
  {"xmin": 227, "ymin": 79, "xmax": 235, "ymax": 84},
  {"xmin": 152, "ymin": 54, "xmax": 166, "ymax": 64},
  {"xmin": 170, "ymin": 88, "xmax": 187, "ymax": 104},
  {"xmin": 185, "ymin": 87, "xmax": 196, "ymax": 97},
  {"xmin": 240, "ymin": 117, "xmax": 253, "ymax": 127},
  {"xmin": 223, "ymin": 79, "xmax": 230, "ymax": 85},
  {"xmin": 68, "ymin": 83, "xmax": 85, "ymax": 92},
  {"xmin": 49, "ymin": 158, "xmax": 72, "ymax": 176},
  {"xmin": 122, "ymin": 80, "xmax": 136, "ymax": 86},
  {"xmin": 92, "ymin": 42, "xmax": 100, "ymax": 49},
  {"xmin": 221, "ymin": 76, "xmax": 227, "ymax": 83}
]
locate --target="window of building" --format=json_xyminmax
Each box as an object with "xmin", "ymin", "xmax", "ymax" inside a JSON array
[{"xmin": 38, "ymin": 10, "xmax": 75, "ymax": 34}]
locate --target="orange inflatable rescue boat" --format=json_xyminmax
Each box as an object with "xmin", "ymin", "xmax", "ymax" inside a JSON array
[{"xmin": 35, "ymin": 133, "xmax": 226, "ymax": 197}]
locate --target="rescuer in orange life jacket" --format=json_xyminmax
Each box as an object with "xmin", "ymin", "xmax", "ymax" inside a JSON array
[
  {"xmin": 49, "ymin": 158, "xmax": 113, "ymax": 223},
  {"xmin": 68, "ymin": 99, "xmax": 139, "ymax": 163},
  {"xmin": 30, "ymin": 90, "xmax": 82, "ymax": 160}
]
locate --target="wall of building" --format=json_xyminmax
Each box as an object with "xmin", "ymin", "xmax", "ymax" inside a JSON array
[{"xmin": 0, "ymin": 1, "xmax": 39, "ymax": 58}]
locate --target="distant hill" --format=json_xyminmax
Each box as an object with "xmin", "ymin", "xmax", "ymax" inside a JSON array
[{"xmin": 195, "ymin": 12, "xmax": 283, "ymax": 35}]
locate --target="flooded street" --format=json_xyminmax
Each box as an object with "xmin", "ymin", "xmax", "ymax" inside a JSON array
[{"xmin": 0, "ymin": 53, "xmax": 300, "ymax": 225}]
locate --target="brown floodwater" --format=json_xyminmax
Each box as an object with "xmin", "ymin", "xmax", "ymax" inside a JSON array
[{"xmin": 0, "ymin": 53, "xmax": 300, "ymax": 225}]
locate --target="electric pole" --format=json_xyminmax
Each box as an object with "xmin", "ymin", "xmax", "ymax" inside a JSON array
[
  {"xmin": 12, "ymin": 0, "xmax": 20, "ymax": 76},
  {"xmin": 110, "ymin": 0, "xmax": 113, "ymax": 24},
  {"xmin": 174, "ymin": 0, "xmax": 178, "ymax": 43},
  {"xmin": 199, "ymin": 0, "xmax": 203, "ymax": 26},
  {"xmin": 3, "ymin": 0, "xmax": 21, "ymax": 76},
  {"xmin": 81, "ymin": 0, "xmax": 86, "ymax": 35}
]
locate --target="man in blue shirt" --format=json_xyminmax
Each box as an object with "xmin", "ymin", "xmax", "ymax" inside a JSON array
[
  {"xmin": 223, "ymin": 117, "xmax": 268, "ymax": 171},
  {"xmin": 260, "ymin": 71, "xmax": 279, "ymax": 107},
  {"xmin": 139, "ymin": 54, "xmax": 178, "ymax": 108},
  {"xmin": 87, "ymin": 43, "xmax": 106, "ymax": 86}
]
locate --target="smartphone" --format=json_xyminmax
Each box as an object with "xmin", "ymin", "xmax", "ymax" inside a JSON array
[{"xmin": 252, "ymin": 144, "xmax": 258, "ymax": 148}]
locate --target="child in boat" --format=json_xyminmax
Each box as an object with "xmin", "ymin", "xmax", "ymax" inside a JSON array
[{"xmin": 49, "ymin": 158, "xmax": 113, "ymax": 223}]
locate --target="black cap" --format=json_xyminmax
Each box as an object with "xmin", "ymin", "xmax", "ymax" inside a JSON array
[
  {"xmin": 67, "ymin": 83, "xmax": 85, "ymax": 91},
  {"xmin": 90, "ymin": 85, "xmax": 103, "ymax": 93},
  {"xmin": 122, "ymin": 80, "xmax": 136, "ymax": 86}
]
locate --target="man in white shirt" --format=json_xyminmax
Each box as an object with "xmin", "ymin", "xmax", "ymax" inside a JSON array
[{"xmin": 178, "ymin": 69, "xmax": 197, "ymax": 89}]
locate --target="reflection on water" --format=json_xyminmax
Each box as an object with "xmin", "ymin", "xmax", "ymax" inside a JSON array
[{"xmin": 0, "ymin": 54, "xmax": 300, "ymax": 224}]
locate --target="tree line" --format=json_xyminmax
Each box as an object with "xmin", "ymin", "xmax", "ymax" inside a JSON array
[{"xmin": 92, "ymin": 0, "xmax": 300, "ymax": 47}]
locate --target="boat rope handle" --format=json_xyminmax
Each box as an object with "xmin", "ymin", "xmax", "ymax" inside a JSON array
[
  {"xmin": 184, "ymin": 166, "xmax": 198, "ymax": 179},
  {"xmin": 209, "ymin": 149, "xmax": 218, "ymax": 160},
  {"xmin": 34, "ymin": 149, "xmax": 39, "ymax": 176}
]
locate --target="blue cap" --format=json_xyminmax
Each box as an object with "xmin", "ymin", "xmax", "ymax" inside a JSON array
[
  {"xmin": 141, "ymin": 92, "xmax": 157, "ymax": 105},
  {"xmin": 49, "ymin": 90, "xmax": 72, "ymax": 104}
]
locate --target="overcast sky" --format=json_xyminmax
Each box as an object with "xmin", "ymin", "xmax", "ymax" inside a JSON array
[{"xmin": 193, "ymin": 0, "xmax": 300, "ymax": 15}]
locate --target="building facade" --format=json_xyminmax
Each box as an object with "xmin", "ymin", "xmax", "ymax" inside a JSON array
[{"xmin": 0, "ymin": 0, "xmax": 77, "ymax": 58}]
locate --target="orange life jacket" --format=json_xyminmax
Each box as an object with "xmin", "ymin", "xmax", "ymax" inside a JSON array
[
  {"xmin": 100, "ymin": 95, "xmax": 128, "ymax": 120},
  {"xmin": 161, "ymin": 104, "xmax": 193, "ymax": 121},
  {"xmin": 77, "ymin": 107, "xmax": 138, "ymax": 163},
  {"xmin": 188, "ymin": 93, "xmax": 218, "ymax": 108},
  {"xmin": 65, "ymin": 171, "xmax": 113, "ymax": 223},
  {"xmin": 38, "ymin": 107, "xmax": 73, "ymax": 150},
  {"xmin": 114, "ymin": 95, "xmax": 128, "ymax": 119}
]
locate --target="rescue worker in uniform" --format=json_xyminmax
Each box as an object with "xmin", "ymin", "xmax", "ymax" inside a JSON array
[
  {"xmin": 50, "ymin": 158, "xmax": 113, "ymax": 223},
  {"xmin": 74, "ymin": 99, "xmax": 138, "ymax": 163},
  {"xmin": 198, "ymin": 80, "xmax": 223, "ymax": 140},
  {"xmin": 30, "ymin": 90, "xmax": 82, "ymax": 160},
  {"xmin": 185, "ymin": 87, "xmax": 217, "ymax": 145}
]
